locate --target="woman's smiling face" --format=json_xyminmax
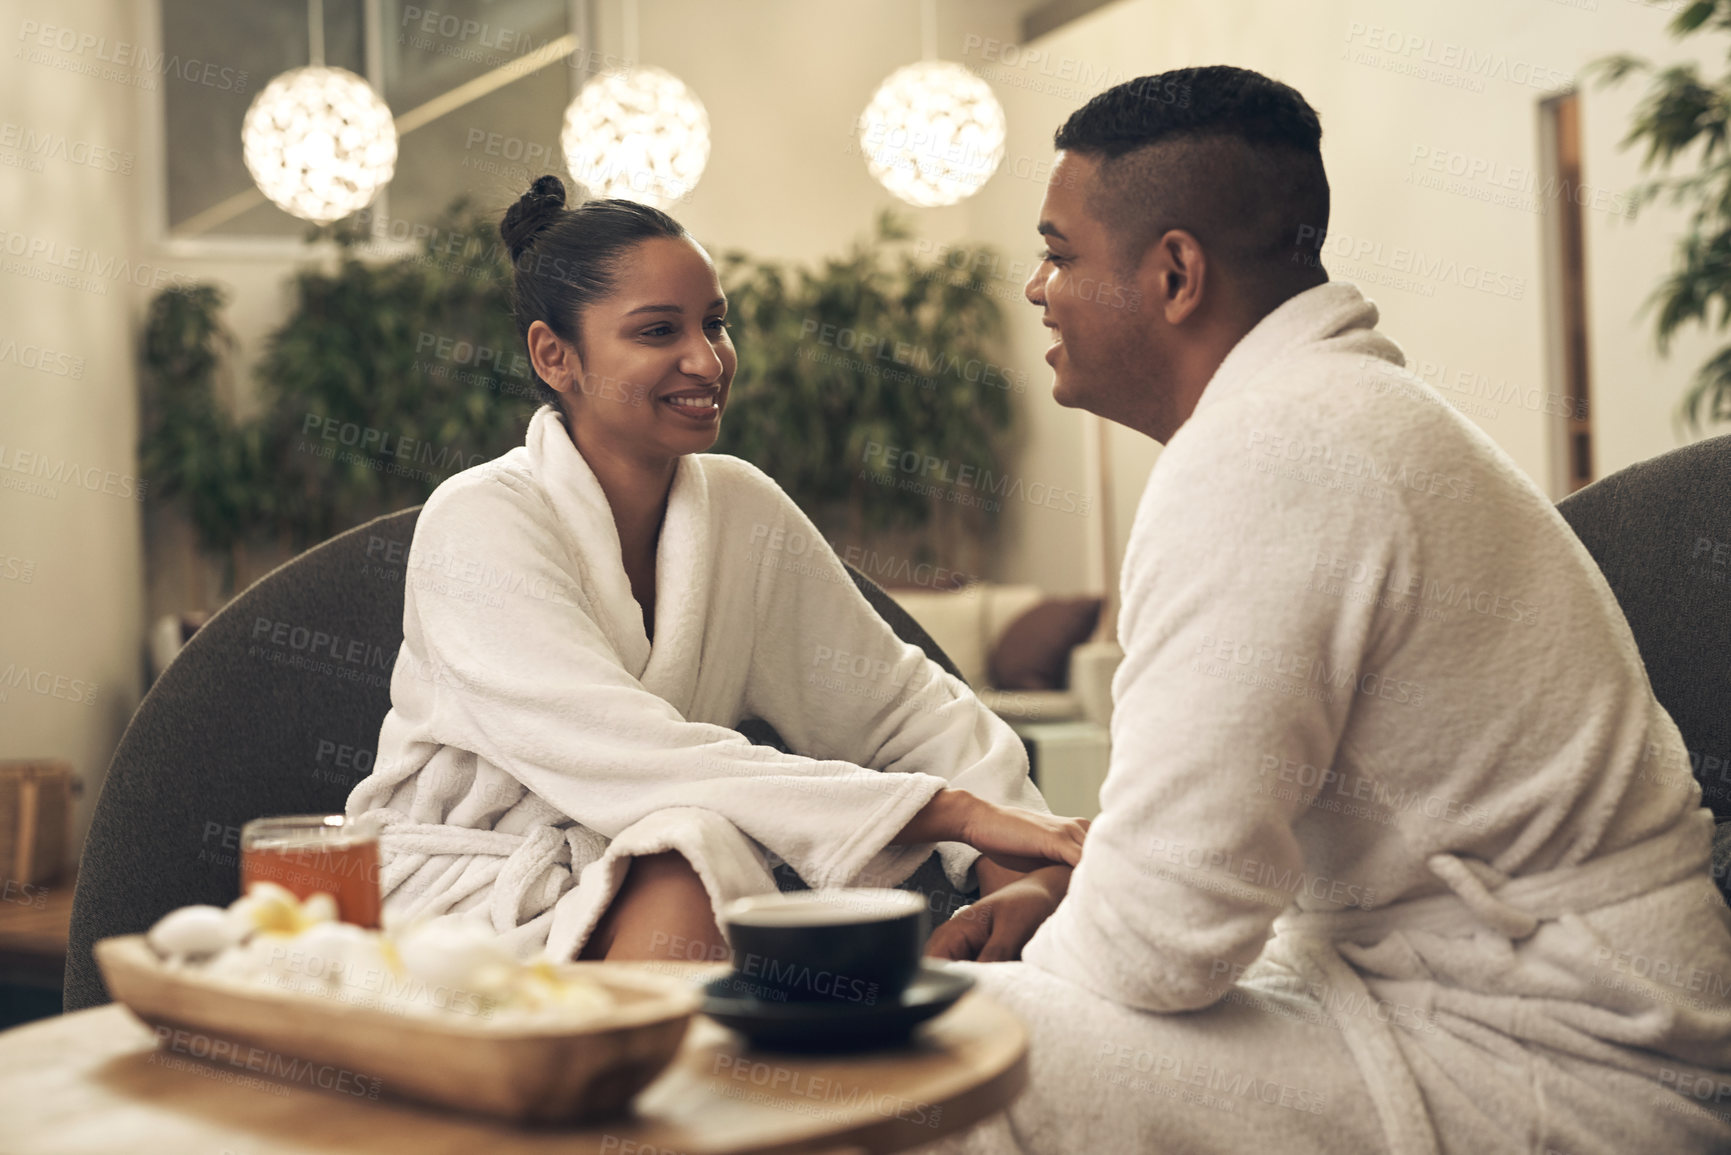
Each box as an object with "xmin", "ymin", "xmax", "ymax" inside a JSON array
[{"xmin": 547, "ymin": 234, "xmax": 736, "ymax": 461}]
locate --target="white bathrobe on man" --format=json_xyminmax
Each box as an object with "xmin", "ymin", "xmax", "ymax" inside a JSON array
[
  {"xmin": 933, "ymin": 283, "xmax": 1731, "ymax": 1155},
  {"xmin": 345, "ymin": 406, "xmax": 1045, "ymax": 962}
]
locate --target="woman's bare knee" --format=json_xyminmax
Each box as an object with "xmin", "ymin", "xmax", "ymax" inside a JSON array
[{"xmin": 584, "ymin": 851, "xmax": 728, "ymax": 963}]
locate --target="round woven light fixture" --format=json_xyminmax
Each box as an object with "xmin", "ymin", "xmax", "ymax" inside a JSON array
[
  {"xmin": 241, "ymin": 66, "xmax": 398, "ymax": 224},
  {"xmin": 561, "ymin": 67, "xmax": 711, "ymax": 209},
  {"xmin": 858, "ymin": 61, "xmax": 1005, "ymax": 207}
]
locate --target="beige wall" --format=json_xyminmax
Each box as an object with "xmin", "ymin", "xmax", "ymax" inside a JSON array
[
  {"xmin": 976, "ymin": 0, "xmax": 1725, "ymax": 593},
  {"xmin": 0, "ymin": 0, "xmax": 152, "ymax": 847}
]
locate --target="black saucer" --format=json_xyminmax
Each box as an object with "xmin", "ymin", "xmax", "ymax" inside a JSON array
[{"xmin": 701, "ymin": 962, "xmax": 975, "ymax": 1052}]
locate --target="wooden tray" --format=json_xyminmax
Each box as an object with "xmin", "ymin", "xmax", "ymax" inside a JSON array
[{"xmin": 94, "ymin": 935, "xmax": 700, "ymax": 1124}]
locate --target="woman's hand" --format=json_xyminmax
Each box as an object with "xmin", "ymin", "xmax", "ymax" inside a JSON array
[
  {"xmin": 960, "ymin": 797, "xmax": 1089, "ymax": 874},
  {"xmin": 893, "ymin": 789, "xmax": 1089, "ymax": 872},
  {"xmin": 925, "ymin": 876, "xmax": 1063, "ymax": 962}
]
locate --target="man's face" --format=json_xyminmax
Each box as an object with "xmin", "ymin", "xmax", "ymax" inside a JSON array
[{"xmin": 1024, "ymin": 150, "xmax": 1162, "ymax": 426}]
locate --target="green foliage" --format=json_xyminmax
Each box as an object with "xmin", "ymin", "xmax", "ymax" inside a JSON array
[
  {"xmin": 139, "ymin": 201, "xmax": 538, "ymax": 588},
  {"xmin": 137, "ymin": 283, "xmax": 259, "ymax": 565},
  {"xmin": 1593, "ymin": 0, "xmax": 1731, "ymax": 428},
  {"xmin": 141, "ymin": 204, "xmax": 1016, "ymax": 591},
  {"xmin": 252, "ymin": 201, "xmax": 536, "ymax": 545},
  {"xmin": 713, "ymin": 210, "xmax": 1016, "ymax": 543}
]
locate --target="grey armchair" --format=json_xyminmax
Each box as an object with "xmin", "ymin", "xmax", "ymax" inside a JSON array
[
  {"xmin": 1556, "ymin": 435, "xmax": 1731, "ymax": 901},
  {"xmin": 65, "ymin": 506, "xmax": 969, "ymax": 1012}
]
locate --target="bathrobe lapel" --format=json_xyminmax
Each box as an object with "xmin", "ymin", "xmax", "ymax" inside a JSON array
[
  {"xmin": 526, "ymin": 408, "xmax": 651, "ymax": 679},
  {"xmin": 523, "ymin": 406, "xmax": 711, "ymax": 713},
  {"xmin": 638, "ymin": 455, "xmax": 710, "ymax": 712}
]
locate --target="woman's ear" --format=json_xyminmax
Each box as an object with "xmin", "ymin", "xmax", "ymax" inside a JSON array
[{"xmin": 526, "ymin": 320, "xmax": 585, "ymax": 396}]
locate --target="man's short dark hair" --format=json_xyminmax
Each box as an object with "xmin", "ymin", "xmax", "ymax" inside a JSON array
[{"xmin": 1053, "ymin": 65, "xmax": 1328, "ymax": 278}]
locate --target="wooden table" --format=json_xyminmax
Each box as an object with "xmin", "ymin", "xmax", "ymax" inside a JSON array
[{"xmin": 0, "ymin": 968, "xmax": 1026, "ymax": 1154}]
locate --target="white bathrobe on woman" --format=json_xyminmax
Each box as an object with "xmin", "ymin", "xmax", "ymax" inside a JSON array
[
  {"xmin": 928, "ymin": 283, "xmax": 1731, "ymax": 1155},
  {"xmin": 345, "ymin": 406, "xmax": 1043, "ymax": 962}
]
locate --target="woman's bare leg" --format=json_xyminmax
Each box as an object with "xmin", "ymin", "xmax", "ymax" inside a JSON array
[{"xmin": 578, "ymin": 850, "xmax": 730, "ymax": 962}]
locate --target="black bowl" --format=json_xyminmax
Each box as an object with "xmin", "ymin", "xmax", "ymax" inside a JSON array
[
  {"xmin": 702, "ymin": 962, "xmax": 974, "ymax": 1052},
  {"xmin": 720, "ymin": 888, "xmax": 928, "ymax": 1006}
]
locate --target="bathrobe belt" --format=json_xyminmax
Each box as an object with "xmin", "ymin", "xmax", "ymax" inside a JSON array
[
  {"xmin": 365, "ymin": 812, "xmax": 607, "ymax": 952},
  {"xmin": 1272, "ymin": 808, "xmax": 1717, "ymax": 1155}
]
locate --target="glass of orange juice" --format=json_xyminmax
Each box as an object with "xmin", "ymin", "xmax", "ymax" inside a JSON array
[{"xmin": 239, "ymin": 814, "xmax": 382, "ymax": 928}]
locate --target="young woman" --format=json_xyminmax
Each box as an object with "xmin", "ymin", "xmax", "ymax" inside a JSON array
[{"xmin": 345, "ymin": 176, "xmax": 1084, "ymax": 964}]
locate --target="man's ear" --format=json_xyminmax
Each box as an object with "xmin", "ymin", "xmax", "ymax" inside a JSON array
[
  {"xmin": 526, "ymin": 320, "xmax": 584, "ymax": 396},
  {"xmin": 1144, "ymin": 229, "xmax": 1207, "ymax": 326}
]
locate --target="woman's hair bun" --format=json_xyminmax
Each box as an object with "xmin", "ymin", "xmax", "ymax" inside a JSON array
[{"xmin": 500, "ymin": 174, "xmax": 567, "ymax": 261}]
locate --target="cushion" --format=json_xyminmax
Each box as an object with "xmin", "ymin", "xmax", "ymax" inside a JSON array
[
  {"xmin": 988, "ymin": 597, "xmax": 1104, "ymax": 691},
  {"xmin": 981, "ymin": 585, "xmax": 1046, "ymax": 646},
  {"xmin": 889, "ymin": 587, "xmax": 991, "ymax": 687}
]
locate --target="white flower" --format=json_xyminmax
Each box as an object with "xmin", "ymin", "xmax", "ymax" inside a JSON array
[
  {"xmin": 227, "ymin": 882, "xmax": 338, "ymax": 939},
  {"xmin": 392, "ymin": 919, "xmax": 518, "ymax": 1006},
  {"xmin": 146, "ymin": 905, "xmax": 242, "ymax": 960}
]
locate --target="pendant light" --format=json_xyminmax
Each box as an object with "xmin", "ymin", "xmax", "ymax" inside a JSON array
[
  {"xmin": 560, "ymin": 0, "xmax": 710, "ymax": 208},
  {"xmin": 240, "ymin": 0, "xmax": 398, "ymax": 224},
  {"xmin": 858, "ymin": 0, "xmax": 1006, "ymax": 207}
]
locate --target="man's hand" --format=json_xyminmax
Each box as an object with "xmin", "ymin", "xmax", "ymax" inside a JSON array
[{"xmin": 925, "ymin": 878, "xmax": 1062, "ymax": 962}]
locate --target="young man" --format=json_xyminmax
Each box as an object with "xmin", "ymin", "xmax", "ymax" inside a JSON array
[{"xmin": 930, "ymin": 65, "xmax": 1731, "ymax": 1154}]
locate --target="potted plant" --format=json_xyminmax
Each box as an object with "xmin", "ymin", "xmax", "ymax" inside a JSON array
[
  {"xmin": 714, "ymin": 211, "xmax": 1018, "ymax": 572},
  {"xmin": 140, "ymin": 206, "xmax": 1019, "ymax": 601},
  {"xmin": 1596, "ymin": 0, "xmax": 1731, "ymax": 430}
]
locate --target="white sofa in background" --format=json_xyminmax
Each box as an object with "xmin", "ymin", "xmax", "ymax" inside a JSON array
[
  {"xmin": 887, "ymin": 584, "xmax": 1119, "ymax": 725},
  {"xmin": 886, "ymin": 584, "xmax": 1121, "ymax": 818}
]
